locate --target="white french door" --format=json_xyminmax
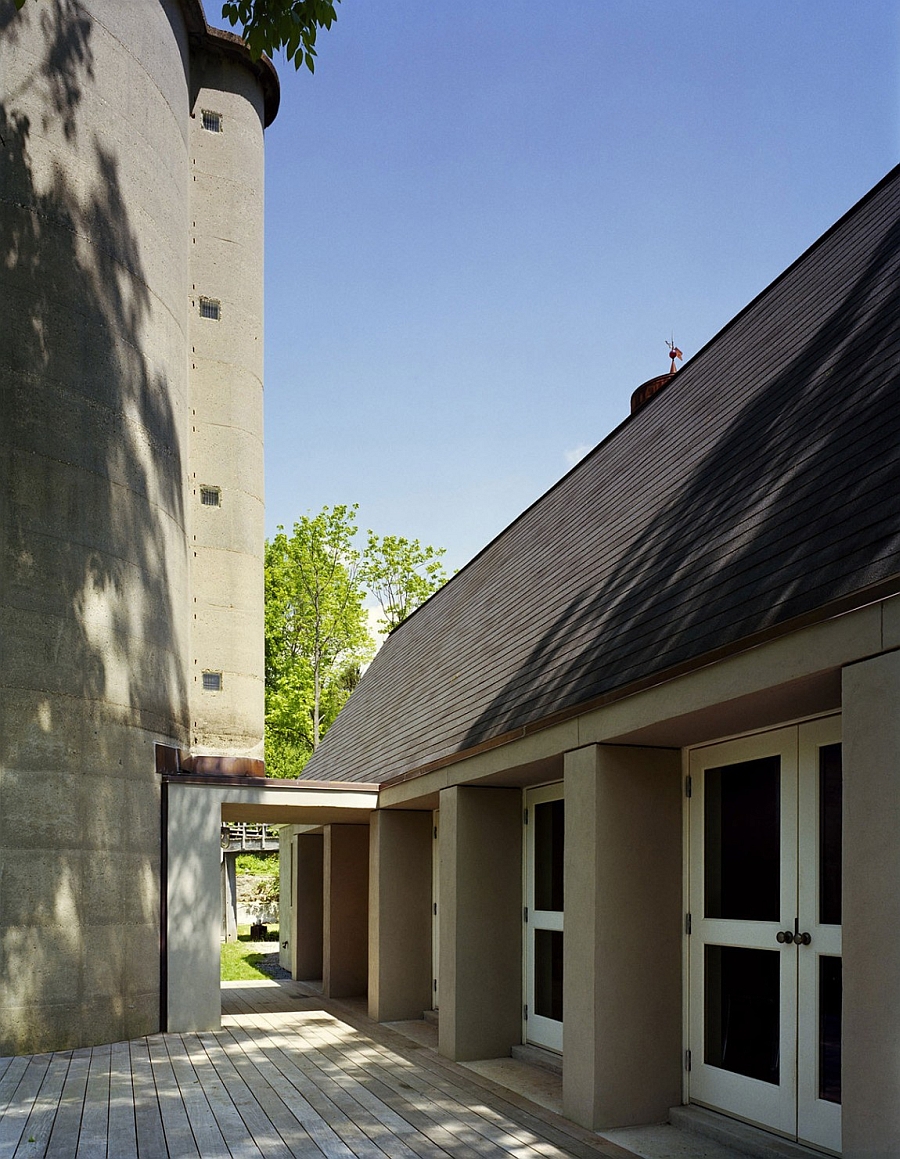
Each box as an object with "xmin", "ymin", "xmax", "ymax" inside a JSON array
[
  {"xmin": 524, "ymin": 783, "xmax": 564, "ymax": 1052},
  {"xmin": 688, "ymin": 718, "xmax": 842, "ymax": 1153}
]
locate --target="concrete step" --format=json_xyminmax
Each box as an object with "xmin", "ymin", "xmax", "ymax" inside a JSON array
[
  {"xmin": 509, "ymin": 1042, "xmax": 563, "ymax": 1075},
  {"xmin": 668, "ymin": 1107, "xmax": 827, "ymax": 1158},
  {"xmin": 423, "ymin": 1008, "xmax": 439, "ymax": 1026}
]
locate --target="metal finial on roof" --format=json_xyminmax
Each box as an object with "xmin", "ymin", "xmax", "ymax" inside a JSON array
[{"xmin": 667, "ymin": 338, "xmax": 684, "ymax": 375}]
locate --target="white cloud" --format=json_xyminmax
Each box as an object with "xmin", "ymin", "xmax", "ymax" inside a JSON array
[{"xmin": 564, "ymin": 443, "xmax": 592, "ymax": 468}]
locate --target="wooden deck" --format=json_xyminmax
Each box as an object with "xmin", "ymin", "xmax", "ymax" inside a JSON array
[{"xmin": 0, "ymin": 980, "xmax": 638, "ymax": 1158}]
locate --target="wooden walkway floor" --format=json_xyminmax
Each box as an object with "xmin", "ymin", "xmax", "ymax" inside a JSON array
[{"xmin": 0, "ymin": 980, "xmax": 638, "ymax": 1158}]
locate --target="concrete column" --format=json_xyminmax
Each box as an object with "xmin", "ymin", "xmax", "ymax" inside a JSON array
[
  {"xmin": 842, "ymin": 652, "xmax": 900, "ymax": 1157},
  {"xmin": 166, "ymin": 786, "xmax": 222, "ymax": 1033},
  {"xmin": 369, "ymin": 811, "xmax": 434, "ymax": 1022},
  {"xmin": 323, "ymin": 825, "xmax": 369, "ymax": 998},
  {"xmin": 563, "ymin": 744, "xmax": 682, "ymax": 1130},
  {"xmin": 293, "ymin": 833, "xmax": 324, "ymax": 982},
  {"xmin": 438, "ymin": 786, "xmax": 521, "ymax": 1061}
]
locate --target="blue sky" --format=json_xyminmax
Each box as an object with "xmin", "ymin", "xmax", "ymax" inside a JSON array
[{"xmin": 234, "ymin": 2, "xmax": 900, "ymax": 573}]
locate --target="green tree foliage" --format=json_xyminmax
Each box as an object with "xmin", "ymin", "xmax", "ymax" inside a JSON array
[
  {"xmin": 264, "ymin": 508, "xmax": 450, "ymax": 778},
  {"xmin": 221, "ymin": 0, "xmax": 339, "ymax": 71},
  {"xmin": 360, "ymin": 532, "xmax": 449, "ymax": 635},
  {"xmin": 265, "ymin": 505, "xmax": 373, "ymax": 777},
  {"xmin": 13, "ymin": 1, "xmax": 340, "ymax": 73}
]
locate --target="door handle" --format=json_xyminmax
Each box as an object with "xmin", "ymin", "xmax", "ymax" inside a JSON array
[
  {"xmin": 797, "ymin": 932, "xmax": 812, "ymax": 946},
  {"xmin": 776, "ymin": 930, "xmax": 794, "ymax": 944}
]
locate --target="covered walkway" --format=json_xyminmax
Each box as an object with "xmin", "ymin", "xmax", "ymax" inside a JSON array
[{"xmin": 0, "ymin": 980, "xmax": 635, "ymax": 1158}]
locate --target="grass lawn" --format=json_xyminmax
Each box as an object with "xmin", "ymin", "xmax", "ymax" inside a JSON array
[{"xmin": 221, "ymin": 925, "xmax": 280, "ymax": 981}]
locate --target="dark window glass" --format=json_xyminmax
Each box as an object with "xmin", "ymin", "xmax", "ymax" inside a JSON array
[
  {"xmin": 819, "ymin": 744, "xmax": 842, "ymax": 926},
  {"xmin": 705, "ymin": 945, "xmax": 780, "ymax": 1084},
  {"xmin": 534, "ymin": 929, "xmax": 563, "ymax": 1022},
  {"xmin": 534, "ymin": 799, "xmax": 564, "ymax": 912},
  {"xmin": 819, "ymin": 956, "xmax": 842, "ymax": 1103},
  {"xmin": 705, "ymin": 756, "xmax": 780, "ymax": 920}
]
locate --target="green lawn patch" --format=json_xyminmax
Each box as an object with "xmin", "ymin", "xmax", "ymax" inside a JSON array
[{"xmin": 221, "ymin": 924, "xmax": 281, "ymax": 980}]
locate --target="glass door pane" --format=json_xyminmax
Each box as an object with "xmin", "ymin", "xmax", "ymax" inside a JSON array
[
  {"xmin": 704, "ymin": 756, "xmax": 781, "ymax": 921},
  {"xmin": 705, "ymin": 945, "xmax": 781, "ymax": 1084},
  {"xmin": 819, "ymin": 956, "xmax": 841, "ymax": 1104},
  {"xmin": 534, "ymin": 798, "xmax": 564, "ymax": 912}
]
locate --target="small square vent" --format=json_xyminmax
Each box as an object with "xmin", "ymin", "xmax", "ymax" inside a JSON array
[
  {"xmin": 199, "ymin": 297, "xmax": 221, "ymax": 321},
  {"xmin": 202, "ymin": 109, "xmax": 222, "ymax": 133},
  {"xmin": 200, "ymin": 487, "xmax": 221, "ymax": 507},
  {"xmin": 202, "ymin": 671, "xmax": 223, "ymax": 692}
]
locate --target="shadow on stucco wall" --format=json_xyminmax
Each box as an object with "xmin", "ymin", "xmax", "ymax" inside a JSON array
[{"xmin": 0, "ymin": 0, "xmax": 189, "ymax": 1052}]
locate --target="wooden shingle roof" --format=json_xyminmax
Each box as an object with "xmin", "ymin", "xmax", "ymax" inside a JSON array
[{"xmin": 301, "ymin": 165, "xmax": 900, "ymax": 785}]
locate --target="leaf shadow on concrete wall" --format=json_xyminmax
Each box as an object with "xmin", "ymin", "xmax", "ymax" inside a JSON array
[
  {"xmin": 0, "ymin": 0, "xmax": 189, "ymax": 1052},
  {"xmin": 462, "ymin": 209, "xmax": 900, "ymax": 750}
]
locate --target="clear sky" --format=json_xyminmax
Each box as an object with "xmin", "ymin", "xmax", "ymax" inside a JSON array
[{"xmin": 238, "ymin": 1, "xmax": 900, "ymax": 573}]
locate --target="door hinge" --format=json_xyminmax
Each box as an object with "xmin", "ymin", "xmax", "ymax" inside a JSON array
[
  {"xmin": 433, "ymin": 978, "xmax": 437, "ymax": 992},
  {"xmin": 433, "ymin": 826, "xmax": 438, "ymax": 839},
  {"xmin": 686, "ymin": 912, "xmax": 692, "ymax": 936},
  {"xmin": 523, "ymin": 906, "xmax": 529, "ymax": 923},
  {"xmin": 433, "ymin": 902, "xmax": 437, "ymax": 916},
  {"xmin": 685, "ymin": 775, "xmax": 692, "ymax": 799},
  {"xmin": 524, "ymin": 808, "xmax": 529, "ymax": 825},
  {"xmin": 685, "ymin": 1049, "xmax": 692, "ymax": 1072},
  {"xmin": 524, "ymin": 1004, "xmax": 529, "ymax": 1021}
]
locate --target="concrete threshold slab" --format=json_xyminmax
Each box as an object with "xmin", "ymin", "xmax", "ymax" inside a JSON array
[{"xmin": 601, "ymin": 1107, "xmax": 831, "ymax": 1159}]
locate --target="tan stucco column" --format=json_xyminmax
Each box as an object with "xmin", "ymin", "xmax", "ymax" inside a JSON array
[
  {"xmin": 323, "ymin": 824, "xmax": 369, "ymax": 998},
  {"xmin": 368, "ymin": 810, "xmax": 433, "ymax": 1022},
  {"xmin": 438, "ymin": 786, "xmax": 521, "ymax": 1061},
  {"xmin": 842, "ymin": 651, "xmax": 900, "ymax": 1158},
  {"xmin": 563, "ymin": 743, "xmax": 682, "ymax": 1130},
  {"xmin": 293, "ymin": 833, "xmax": 324, "ymax": 981}
]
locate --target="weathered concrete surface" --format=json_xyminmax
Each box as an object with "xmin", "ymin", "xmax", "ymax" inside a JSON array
[{"xmin": 0, "ymin": 0, "xmax": 271, "ymax": 1054}]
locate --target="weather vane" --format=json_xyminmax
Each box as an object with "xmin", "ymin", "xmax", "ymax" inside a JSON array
[{"xmin": 667, "ymin": 336, "xmax": 683, "ymax": 375}]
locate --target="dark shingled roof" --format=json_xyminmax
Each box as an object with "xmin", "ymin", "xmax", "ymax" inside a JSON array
[{"xmin": 301, "ymin": 165, "xmax": 900, "ymax": 786}]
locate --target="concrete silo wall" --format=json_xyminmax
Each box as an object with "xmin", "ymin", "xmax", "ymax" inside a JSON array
[
  {"xmin": 0, "ymin": 0, "xmax": 272, "ymax": 1054},
  {"xmin": 187, "ymin": 51, "xmax": 266, "ymax": 758}
]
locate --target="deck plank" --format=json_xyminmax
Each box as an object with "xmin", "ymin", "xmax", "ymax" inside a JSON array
[
  {"xmin": 76, "ymin": 1042, "xmax": 112, "ymax": 1159},
  {"xmin": 270, "ymin": 1013, "xmax": 555, "ymax": 1159},
  {"xmin": 147, "ymin": 1033, "xmax": 201, "ymax": 1158},
  {"xmin": 196, "ymin": 1030, "xmax": 312, "ymax": 1159},
  {"xmin": 107, "ymin": 1041, "xmax": 138, "ymax": 1159},
  {"xmin": 161, "ymin": 1034, "xmax": 230, "ymax": 1158},
  {"xmin": 0, "ymin": 982, "xmax": 642, "ymax": 1159},
  {"xmin": 11, "ymin": 1054, "xmax": 70, "ymax": 1159},
  {"xmin": 251, "ymin": 1017, "xmax": 459, "ymax": 1159},
  {"xmin": 224, "ymin": 1022, "xmax": 362, "ymax": 1159},
  {"xmin": 45, "ymin": 1049, "xmax": 91, "ymax": 1159},
  {"xmin": 177, "ymin": 1033, "xmax": 267, "ymax": 1159},
  {"xmin": 128, "ymin": 1040, "xmax": 167, "ymax": 1159},
  {"xmin": 230, "ymin": 1019, "xmax": 392, "ymax": 1159},
  {"xmin": 0, "ymin": 1059, "xmax": 31, "ymax": 1118},
  {"xmin": 237, "ymin": 1004, "xmax": 561, "ymax": 1159},
  {"xmin": 0, "ymin": 1056, "xmax": 50, "ymax": 1159},
  {"xmin": 213, "ymin": 1024, "xmax": 338, "ymax": 1159}
]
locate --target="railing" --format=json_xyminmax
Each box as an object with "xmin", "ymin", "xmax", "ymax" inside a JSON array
[{"xmin": 220, "ymin": 823, "xmax": 280, "ymax": 853}]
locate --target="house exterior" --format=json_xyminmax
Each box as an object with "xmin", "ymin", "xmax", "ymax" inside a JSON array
[
  {"xmin": 280, "ymin": 166, "xmax": 900, "ymax": 1158},
  {"xmin": 0, "ymin": 0, "xmax": 277, "ymax": 1055}
]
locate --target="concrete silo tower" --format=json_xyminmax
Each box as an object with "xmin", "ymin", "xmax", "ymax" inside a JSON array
[{"xmin": 0, "ymin": 0, "xmax": 277, "ymax": 1054}]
